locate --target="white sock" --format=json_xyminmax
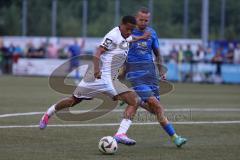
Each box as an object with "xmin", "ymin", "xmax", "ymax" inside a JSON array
[
  {"xmin": 46, "ymin": 104, "xmax": 56, "ymax": 117},
  {"xmin": 116, "ymin": 119, "xmax": 132, "ymax": 135}
]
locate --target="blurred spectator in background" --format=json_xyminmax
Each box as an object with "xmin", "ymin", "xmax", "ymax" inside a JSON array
[
  {"xmin": 193, "ymin": 44, "xmax": 205, "ymax": 63},
  {"xmin": 184, "ymin": 44, "xmax": 193, "ymax": 62},
  {"xmin": 26, "ymin": 42, "xmax": 36, "ymax": 58},
  {"xmin": 234, "ymin": 43, "xmax": 240, "ymax": 64},
  {"xmin": 177, "ymin": 45, "xmax": 184, "ymax": 82},
  {"xmin": 1, "ymin": 41, "xmax": 13, "ymax": 74},
  {"xmin": 204, "ymin": 47, "xmax": 215, "ymax": 82},
  {"xmin": 14, "ymin": 45, "xmax": 24, "ymax": 58},
  {"xmin": 204, "ymin": 47, "xmax": 215, "ymax": 63},
  {"xmin": 58, "ymin": 44, "xmax": 69, "ymax": 59},
  {"xmin": 211, "ymin": 48, "xmax": 224, "ymax": 83},
  {"xmin": 47, "ymin": 43, "xmax": 58, "ymax": 58},
  {"xmin": 26, "ymin": 41, "xmax": 45, "ymax": 58},
  {"xmin": 225, "ymin": 43, "xmax": 234, "ymax": 63},
  {"xmin": 36, "ymin": 43, "xmax": 46, "ymax": 58},
  {"xmin": 68, "ymin": 38, "xmax": 85, "ymax": 82},
  {"xmin": 183, "ymin": 44, "xmax": 193, "ymax": 82},
  {"xmin": 169, "ymin": 45, "xmax": 178, "ymax": 63},
  {"xmin": 11, "ymin": 44, "xmax": 23, "ymax": 64},
  {"xmin": 192, "ymin": 45, "xmax": 205, "ymax": 82},
  {"xmin": 178, "ymin": 45, "xmax": 184, "ymax": 63}
]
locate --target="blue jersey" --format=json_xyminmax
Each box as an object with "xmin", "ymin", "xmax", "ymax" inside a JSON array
[
  {"xmin": 69, "ymin": 44, "xmax": 81, "ymax": 68},
  {"xmin": 69, "ymin": 44, "xmax": 81, "ymax": 57},
  {"xmin": 127, "ymin": 27, "xmax": 159, "ymax": 63},
  {"xmin": 126, "ymin": 27, "xmax": 160, "ymax": 101}
]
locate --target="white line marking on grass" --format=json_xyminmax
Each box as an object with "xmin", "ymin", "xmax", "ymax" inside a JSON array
[
  {"xmin": 0, "ymin": 121, "xmax": 240, "ymax": 129},
  {"xmin": 0, "ymin": 112, "xmax": 44, "ymax": 118},
  {"xmin": 1, "ymin": 108, "xmax": 240, "ymax": 118}
]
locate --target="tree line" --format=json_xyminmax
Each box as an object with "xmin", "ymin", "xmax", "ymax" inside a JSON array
[{"xmin": 0, "ymin": 0, "xmax": 239, "ymax": 40}]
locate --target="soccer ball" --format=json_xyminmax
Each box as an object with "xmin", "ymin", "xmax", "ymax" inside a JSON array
[{"xmin": 98, "ymin": 136, "xmax": 118, "ymax": 154}]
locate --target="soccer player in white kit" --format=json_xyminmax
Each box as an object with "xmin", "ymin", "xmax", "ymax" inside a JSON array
[{"xmin": 39, "ymin": 16, "xmax": 145, "ymax": 144}]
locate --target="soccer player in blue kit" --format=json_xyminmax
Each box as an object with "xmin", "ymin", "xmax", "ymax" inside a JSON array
[
  {"xmin": 68, "ymin": 39, "xmax": 85, "ymax": 83},
  {"xmin": 114, "ymin": 7, "xmax": 187, "ymax": 147}
]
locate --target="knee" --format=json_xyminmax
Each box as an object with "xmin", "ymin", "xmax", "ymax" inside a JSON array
[
  {"xmin": 126, "ymin": 93, "xmax": 139, "ymax": 107},
  {"xmin": 132, "ymin": 96, "xmax": 140, "ymax": 107},
  {"xmin": 146, "ymin": 96, "xmax": 157, "ymax": 107},
  {"xmin": 146, "ymin": 97, "xmax": 164, "ymax": 115}
]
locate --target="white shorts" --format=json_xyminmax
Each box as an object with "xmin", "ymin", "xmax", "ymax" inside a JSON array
[{"xmin": 73, "ymin": 77, "xmax": 133, "ymax": 99}]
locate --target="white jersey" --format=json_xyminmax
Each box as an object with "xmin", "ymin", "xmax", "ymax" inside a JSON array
[
  {"xmin": 74, "ymin": 27, "xmax": 133, "ymax": 99},
  {"xmin": 100, "ymin": 27, "xmax": 132, "ymax": 79}
]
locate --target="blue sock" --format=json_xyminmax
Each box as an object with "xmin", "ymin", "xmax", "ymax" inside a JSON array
[{"xmin": 163, "ymin": 123, "xmax": 176, "ymax": 137}]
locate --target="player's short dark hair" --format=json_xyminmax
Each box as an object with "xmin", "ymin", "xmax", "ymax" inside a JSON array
[
  {"xmin": 121, "ymin": 15, "xmax": 136, "ymax": 25},
  {"xmin": 137, "ymin": 7, "xmax": 150, "ymax": 14}
]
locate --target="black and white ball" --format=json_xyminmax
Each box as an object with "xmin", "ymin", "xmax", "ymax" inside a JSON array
[{"xmin": 98, "ymin": 136, "xmax": 118, "ymax": 154}]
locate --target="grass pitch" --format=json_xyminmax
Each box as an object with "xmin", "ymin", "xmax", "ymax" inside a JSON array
[{"xmin": 0, "ymin": 76, "xmax": 240, "ymax": 160}]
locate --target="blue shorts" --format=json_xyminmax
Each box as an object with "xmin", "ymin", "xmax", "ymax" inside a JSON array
[
  {"xmin": 133, "ymin": 84, "xmax": 160, "ymax": 101},
  {"xmin": 70, "ymin": 59, "xmax": 79, "ymax": 69},
  {"xmin": 126, "ymin": 62, "xmax": 160, "ymax": 101}
]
